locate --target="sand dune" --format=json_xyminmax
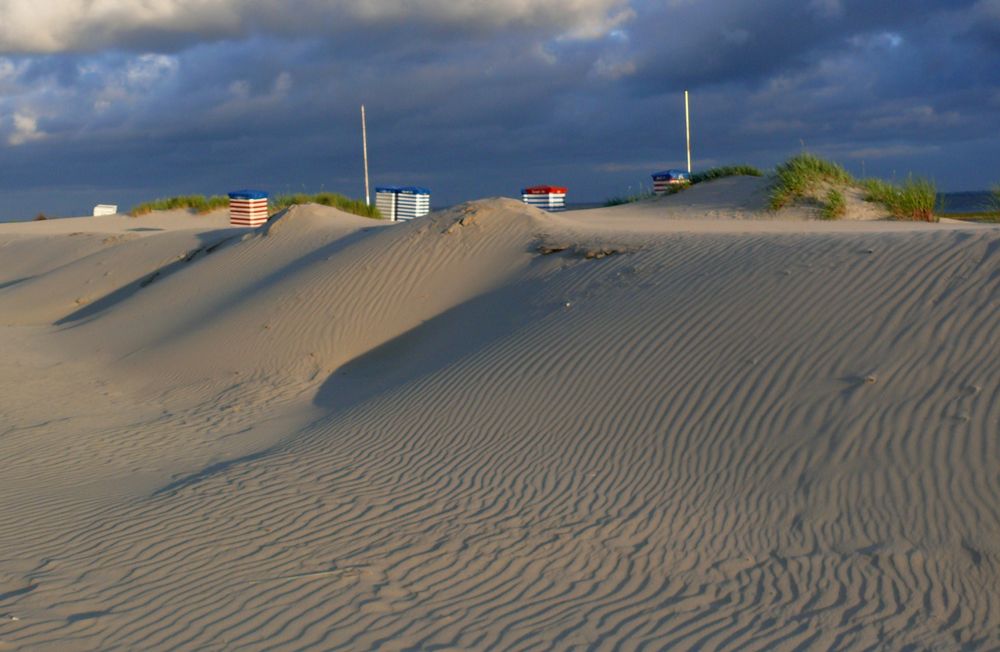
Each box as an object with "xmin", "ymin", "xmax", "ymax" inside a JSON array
[
  {"xmin": 592, "ymin": 176, "xmax": 887, "ymax": 222},
  {"xmin": 1, "ymin": 194, "xmax": 998, "ymax": 650}
]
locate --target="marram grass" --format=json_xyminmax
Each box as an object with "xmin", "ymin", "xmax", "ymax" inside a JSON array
[
  {"xmin": 690, "ymin": 165, "xmax": 763, "ymax": 184},
  {"xmin": 130, "ymin": 192, "xmax": 382, "ymax": 220},
  {"xmin": 604, "ymin": 166, "xmax": 762, "ymax": 206},
  {"xmin": 130, "ymin": 195, "xmax": 230, "ymax": 217},
  {"xmin": 861, "ymin": 176, "xmax": 937, "ymax": 222},
  {"xmin": 768, "ymin": 153, "xmax": 853, "ymax": 210},
  {"xmin": 604, "ymin": 190, "xmax": 657, "ymax": 206},
  {"xmin": 272, "ymin": 193, "xmax": 382, "ymax": 219},
  {"xmin": 768, "ymin": 153, "xmax": 938, "ymax": 222},
  {"xmin": 822, "ymin": 188, "xmax": 847, "ymax": 220}
]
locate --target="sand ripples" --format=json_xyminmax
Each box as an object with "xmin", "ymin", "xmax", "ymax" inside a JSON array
[{"xmin": 1, "ymin": 206, "xmax": 998, "ymax": 650}]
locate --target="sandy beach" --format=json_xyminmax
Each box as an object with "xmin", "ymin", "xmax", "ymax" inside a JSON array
[{"xmin": 1, "ymin": 186, "xmax": 998, "ymax": 650}]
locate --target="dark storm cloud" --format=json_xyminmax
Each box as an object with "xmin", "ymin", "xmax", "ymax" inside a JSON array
[
  {"xmin": 965, "ymin": 0, "xmax": 1000, "ymax": 48},
  {"xmin": 624, "ymin": 0, "xmax": 983, "ymax": 93},
  {"xmin": 0, "ymin": 0, "xmax": 998, "ymax": 220}
]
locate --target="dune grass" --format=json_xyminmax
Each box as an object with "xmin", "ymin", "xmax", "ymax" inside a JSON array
[
  {"xmin": 859, "ymin": 178, "xmax": 894, "ymax": 207},
  {"xmin": 130, "ymin": 192, "xmax": 383, "ymax": 220},
  {"xmin": 604, "ymin": 166, "xmax": 764, "ymax": 205},
  {"xmin": 861, "ymin": 176, "xmax": 937, "ymax": 222},
  {"xmin": 690, "ymin": 165, "xmax": 763, "ymax": 184},
  {"xmin": 768, "ymin": 153, "xmax": 854, "ymax": 211},
  {"xmin": 822, "ymin": 188, "xmax": 847, "ymax": 220},
  {"xmin": 604, "ymin": 190, "xmax": 657, "ymax": 206},
  {"xmin": 768, "ymin": 153, "xmax": 938, "ymax": 221},
  {"xmin": 131, "ymin": 195, "xmax": 229, "ymax": 217},
  {"xmin": 272, "ymin": 192, "xmax": 382, "ymax": 219}
]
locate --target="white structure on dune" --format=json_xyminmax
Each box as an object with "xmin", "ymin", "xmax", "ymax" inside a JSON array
[
  {"xmin": 651, "ymin": 169, "xmax": 691, "ymax": 194},
  {"xmin": 375, "ymin": 187, "xmax": 397, "ymax": 220},
  {"xmin": 93, "ymin": 204, "xmax": 118, "ymax": 216},
  {"xmin": 521, "ymin": 185, "xmax": 567, "ymax": 211},
  {"xmin": 227, "ymin": 190, "xmax": 270, "ymax": 227},
  {"xmin": 375, "ymin": 186, "xmax": 431, "ymax": 221}
]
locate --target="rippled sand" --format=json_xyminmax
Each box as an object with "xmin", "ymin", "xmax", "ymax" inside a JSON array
[{"xmin": 1, "ymin": 190, "xmax": 998, "ymax": 650}]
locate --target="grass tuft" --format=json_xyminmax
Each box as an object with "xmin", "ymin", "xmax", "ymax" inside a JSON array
[
  {"xmin": 862, "ymin": 176, "xmax": 937, "ymax": 222},
  {"xmin": 690, "ymin": 165, "xmax": 763, "ymax": 184},
  {"xmin": 860, "ymin": 178, "xmax": 895, "ymax": 207},
  {"xmin": 606, "ymin": 166, "xmax": 763, "ymax": 205},
  {"xmin": 34, "ymin": 212, "xmax": 48, "ymax": 221},
  {"xmin": 769, "ymin": 153, "xmax": 854, "ymax": 210},
  {"xmin": 271, "ymin": 192, "xmax": 382, "ymax": 219},
  {"xmin": 605, "ymin": 181, "xmax": 658, "ymax": 206},
  {"xmin": 768, "ymin": 153, "xmax": 938, "ymax": 222},
  {"xmin": 822, "ymin": 188, "xmax": 846, "ymax": 220},
  {"xmin": 131, "ymin": 195, "xmax": 229, "ymax": 217},
  {"xmin": 130, "ymin": 192, "xmax": 382, "ymax": 220},
  {"xmin": 604, "ymin": 190, "xmax": 657, "ymax": 206}
]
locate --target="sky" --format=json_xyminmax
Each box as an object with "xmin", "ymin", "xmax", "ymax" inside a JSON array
[{"xmin": 1, "ymin": 0, "xmax": 998, "ymax": 220}]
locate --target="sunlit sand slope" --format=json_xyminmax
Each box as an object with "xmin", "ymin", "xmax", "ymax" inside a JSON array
[{"xmin": 0, "ymin": 199, "xmax": 997, "ymax": 650}]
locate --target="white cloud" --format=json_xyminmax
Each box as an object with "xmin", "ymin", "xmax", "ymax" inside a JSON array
[
  {"xmin": 228, "ymin": 79, "xmax": 251, "ymax": 99},
  {"xmin": 0, "ymin": 56, "xmax": 28, "ymax": 92},
  {"xmin": 210, "ymin": 70, "xmax": 296, "ymax": 119},
  {"xmin": 125, "ymin": 54, "xmax": 179, "ymax": 86},
  {"xmin": 593, "ymin": 56, "xmax": 636, "ymax": 79},
  {"xmin": 7, "ymin": 111, "xmax": 46, "ymax": 145},
  {"xmin": 0, "ymin": 0, "xmax": 633, "ymax": 53},
  {"xmin": 91, "ymin": 54, "xmax": 178, "ymax": 113},
  {"xmin": 0, "ymin": 57, "xmax": 15, "ymax": 80}
]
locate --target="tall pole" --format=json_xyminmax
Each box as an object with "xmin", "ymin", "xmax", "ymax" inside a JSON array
[
  {"xmin": 361, "ymin": 104, "xmax": 370, "ymax": 206},
  {"xmin": 685, "ymin": 90, "xmax": 692, "ymax": 175}
]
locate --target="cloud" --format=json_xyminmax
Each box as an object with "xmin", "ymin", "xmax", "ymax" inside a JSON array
[
  {"xmin": 967, "ymin": 0, "xmax": 1000, "ymax": 47},
  {"xmin": 1, "ymin": 0, "xmax": 1000, "ymax": 222},
  {"xmin": 595, "ymin": 161, "xmax": 670, "ymax": 173},
  {"xmin": 809, "ymin": 0, "xmax": 844, "ymax": 18},
  {"xmin": 83, "ymin": 54, "xmax": 177, "ymax": 115},
  {"xmin": 844, "ymin": 144, "xmax": 941, "ymax": 160},
  {"xmin": 0, "ymin": 0, "xmax": 632, "ymax": 53},
  {"xmin": 863, "ymin": 105, "xmax": 962, "ymax": 130},
  {"xmin": 973, "ymin": 0, "xmax": 1000, "ymax": 21},
  {"xmin": 593, "ymin": 56, "xmax": 636, "ymax": 79},
  {"xmin": 7, "ymin": 111, "xmax": 46, "ymax": 145}
]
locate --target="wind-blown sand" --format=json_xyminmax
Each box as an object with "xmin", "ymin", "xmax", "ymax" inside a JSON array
[{"xmin": 1, "ymin": 189, "xmax": 998, "ymax": 650}]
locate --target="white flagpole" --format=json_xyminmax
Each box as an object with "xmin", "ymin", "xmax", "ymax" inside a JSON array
[
  {"xmin": 362, "ymin": 104, "xmax": 371, "ymax": 206},
  {"xmin": 685, "ymin": 90, "xmax": 692, "ymax": 174}
]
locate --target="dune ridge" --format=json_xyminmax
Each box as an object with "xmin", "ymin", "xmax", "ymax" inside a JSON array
[{"xmin": 1, "ymin": 198, "xmax": 998, "ymax": 650}]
